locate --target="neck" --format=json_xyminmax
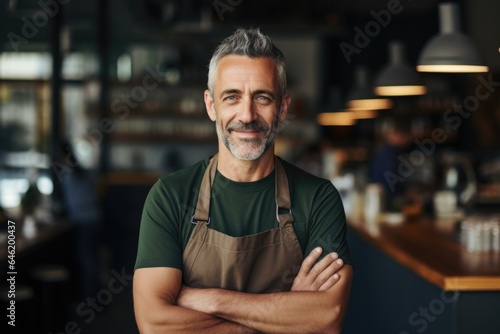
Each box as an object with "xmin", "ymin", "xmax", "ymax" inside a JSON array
[{"xmin": 217, "ymin": 147, "xmax": 275, "ymax": 182}]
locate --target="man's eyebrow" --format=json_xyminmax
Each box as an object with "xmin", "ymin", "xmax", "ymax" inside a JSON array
[
  {"xmin": 253, "ymin": 90, "xmax": 276, "ymax": 99},
  {"xmin": 219, "ymin": 89, "xmax": 276, "ymax": 100},
  {"xmin": 219, "ymin": 89, "xmax": 241, "ymax": 99}
]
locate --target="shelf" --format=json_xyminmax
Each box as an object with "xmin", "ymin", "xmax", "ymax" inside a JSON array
[
  {"xmin": 109, "ymin": 115, "xmax": 216, "ymax": 142},
  {"xmin": 109, "ymin": 133, "xmax": 216, "ymax": 142},
  {"xmin": 119, "ymin": 110, "xmax": 208, "ymax": 119},
  {"xmin": 109, "ymin": 79, "xmax": 206, "ymax": 89},
  {"xmin": 0, "ymin": 78, "xmax": 93, "ymax": 85}
]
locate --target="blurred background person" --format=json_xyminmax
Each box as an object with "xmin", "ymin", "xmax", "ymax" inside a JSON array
[{"xmin": 368, "ymin": 116, "xmax": 415, "ymax": 211}]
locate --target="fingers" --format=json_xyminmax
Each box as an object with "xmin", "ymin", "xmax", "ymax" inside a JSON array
[
  {"xmin": 296, "ymin": 247, "xmax": 323, "ymax": 278},
  {"xmin": 309, "ymin": 252, "xmax": 339, "ymax": 278},
  {"xmin": 317, "ymin": 258, "xmax": 343, "ymax": 291},
  {"xmin": 306, "ymin": 253, "xmax": 343, "ymax": 291},
  {"xmin": 292, "ymin": 247, "xmax": 345, "ymax": 291}
]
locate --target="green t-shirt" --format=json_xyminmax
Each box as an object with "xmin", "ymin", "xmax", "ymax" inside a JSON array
[{"xmin": 135, "ymin": 156, "xmax": 351, "ymax": 271}]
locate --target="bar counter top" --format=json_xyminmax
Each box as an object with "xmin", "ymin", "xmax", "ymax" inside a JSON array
[{"xmin": 348, "ymin": 216, "xmax": 500, "ymax": 291}]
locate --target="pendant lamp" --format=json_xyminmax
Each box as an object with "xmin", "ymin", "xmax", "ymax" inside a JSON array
[
  {"xmin": 374, "ymin": 41, "xmax": 427, "ymax": 96},
  {"xmin": 346, "ymin": 65, "xmax": 392, "ymax": 111},
  {"xmin": 317, "ymin": 87, "xmax": 356, "ymax": 126},
  {"xmin": 317, "ymin": 112, "xmax": 356, "ymax": 126},
  {"xmin": 416, "ymin": 2, "xmax": 489, "ymax": 73}
]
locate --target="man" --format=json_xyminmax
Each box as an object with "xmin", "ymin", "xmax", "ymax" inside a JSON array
[
  {"xmin": 134, "ymin": 28, "xmax": 353, "ymax": 334},
  {"xmin": 368, "ymin": 116, "xmax": 414, "ymax": 209}
]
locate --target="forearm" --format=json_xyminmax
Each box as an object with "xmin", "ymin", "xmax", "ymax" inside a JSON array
[
  {"xmin": 204, "ymin": 289, "xmax": 343, "ymax": 334},
  {"xmin": 133, "ymin": 268, "xmax": 258, "ymax": 334},
  {"xmin": 178, "ymin": 257, "xmax": 352, "ymax": 334},
  {"xmin": 136, "ymin": 303, "xmax": 257, "ymax": 334}
]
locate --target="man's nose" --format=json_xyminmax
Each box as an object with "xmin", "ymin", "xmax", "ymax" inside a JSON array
[{"xmin": 238, "ymin": 97, "xmax": 258, "ymax": 123}]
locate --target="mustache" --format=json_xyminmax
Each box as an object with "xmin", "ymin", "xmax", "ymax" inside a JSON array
[{"xmin": 227, "ymin": 121, "xmax": 269, "ymax": 132}]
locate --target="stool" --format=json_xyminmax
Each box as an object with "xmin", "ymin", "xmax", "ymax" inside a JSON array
[
  {"xmin": 31, "ymin": 264, "xmax": 71, "ymax": 333},
  {"xmin": 0, "ymin": 284, "xmax": 36, "ymax": 332}
]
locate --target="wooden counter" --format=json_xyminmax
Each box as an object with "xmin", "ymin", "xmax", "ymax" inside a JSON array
[{"xmin": 348, "ymin": 217, "xmax": 500, "ymax": 291}]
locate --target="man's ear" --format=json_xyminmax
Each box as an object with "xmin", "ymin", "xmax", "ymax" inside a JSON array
[
  {"xmin": 278, "ymin": 92, "xmax": 291, "ymax": 123},
  {"xmin": 204, "ymin": 90, "xmax": 216, "ymax": 121}
]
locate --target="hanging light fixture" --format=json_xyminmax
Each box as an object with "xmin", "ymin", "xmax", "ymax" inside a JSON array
[
  {"xmin": 317, "ymin": 112, "xmax": 356, "ymax": 126},
  {"xmin": 346, "ymin": 65, "xmax": 393, "ymax": 111},
  {"xmin": 317, "ymin": 87, "xmax": 356, "ymax": 126},
  {"xmin": 374, "ymin": 41, "xmax": 427, "ymax": 96},
  {"xmin": 352, "ymin": 109, "xmax": 379, "ymax": 120},
  {"xmin": 416, "ymin": 2, "xmax": 489, "ymax": 73}
]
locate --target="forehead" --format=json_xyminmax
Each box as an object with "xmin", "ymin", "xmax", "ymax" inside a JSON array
[{"xmin": 214, "ymin": 55, "xmax": 278, "ymax": 91}]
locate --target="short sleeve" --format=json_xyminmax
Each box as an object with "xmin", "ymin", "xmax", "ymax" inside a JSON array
[
  {"xmin": 306, "ymin": 182, "xmax": 352, "ymax": 265},
  {"xmin": 134, "ymin": 180, "xmax": 183, "ymax": 270}
]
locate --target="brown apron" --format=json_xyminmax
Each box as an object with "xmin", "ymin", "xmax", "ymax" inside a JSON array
[{"xmin": 182, "ymin": 154, "xmax": 304, "ymax": 293}]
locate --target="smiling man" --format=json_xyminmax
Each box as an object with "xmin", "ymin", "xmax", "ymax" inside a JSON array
[{"xmin": 133, "ymin": 28, "xmax": 352, "ymax": 334}]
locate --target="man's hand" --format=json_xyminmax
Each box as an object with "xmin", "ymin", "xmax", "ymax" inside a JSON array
[{"xmin": 291, "ymin": 247, "xmax": 344, "ymax": 292}]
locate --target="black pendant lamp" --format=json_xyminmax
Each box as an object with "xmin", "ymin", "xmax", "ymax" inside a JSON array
[{"xmin": 416, "ymin": 2, "xmax": 489, "ymax": 73}]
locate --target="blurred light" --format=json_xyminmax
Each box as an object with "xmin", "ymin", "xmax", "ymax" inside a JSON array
[
  {"xmin": 374, "ymin": 85, "xmax": 427, "ymax": 96},
  {"xmin": 317, "ymin": 112, "xmax": 356, "ymax": 126},
  {"xmin": 0, "ymin": 85, "xmax": 12, "ymax": 103},
  {"xmin": 0, "ymin": 179, "xmax": 29, "ymax": 208},
  {"xmin": 117, "ymin": 53, "xmax": 132, "ymax": 82},
  {"xmin": 352, "ymin": 109, "xmax": 378, "ymax": 119},
  {"xmin": 416, "ymin": 64, "xmax": 489, "ymax": 73},
  {"xmin": 346, "ymin": 66, "xmax": 393, "ymax": 110},
  {"xmin": 348, "ymin": 98, "xmax": 392, "ymax": 110},
  {"xmin": 0, "ymin": 52, "xmax": 52, "ymax": 79},
  {"xmin": 74, "ymin": 139, "xmax": 96, "ymax": 168},
  {"xmin": 319, "ymin": 87, "xmax": 356, "ymax": 126},
  {"xmin": 37, "ymin": 175, "xmax": 53, "ymax": 195},
  {"xmin": 417, "ymin": 3, "xmax": 489, "ymax": 73},
  {"xmin": 62, "ymin": 52, "xmax": 99, "ymax": 79},
  {"xmin": 4, "ymin": 151, "xmax": 50, "ymax": 168}
]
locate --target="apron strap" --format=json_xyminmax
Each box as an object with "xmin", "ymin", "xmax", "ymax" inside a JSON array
[
  {"xmin": 192, "ymin": 154, "xmax": 218, "ymax": 224},
  {"xmin": 192, "ymin": 154, "xmax": 294, "ymax": 227},
  {"xmin": 275, "ymin": 157, "xmax": 294, "ymax": 227}
]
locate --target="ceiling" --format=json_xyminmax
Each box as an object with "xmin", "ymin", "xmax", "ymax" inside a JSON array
[{"xmin": 1, "ymin": 0, "xmax": 498, "ymax": 71}]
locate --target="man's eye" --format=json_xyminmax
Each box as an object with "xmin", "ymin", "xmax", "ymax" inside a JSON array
[
  {"xmin": 224, "ymin": 96, "xmax": 237, "ymax": 101},
  {"xmin": 256, "ymin": 96, "xmax": 271, "ymax": 102}
]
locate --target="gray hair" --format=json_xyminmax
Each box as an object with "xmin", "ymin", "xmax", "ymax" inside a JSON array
[{"xmin": 207, "ymin": 28, "xmax": 287, "ymax": 99}]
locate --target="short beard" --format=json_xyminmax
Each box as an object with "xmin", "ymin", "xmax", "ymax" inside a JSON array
[{"xmin": 215, "ymin": 113, "xmax": 280, "ymax": 161}]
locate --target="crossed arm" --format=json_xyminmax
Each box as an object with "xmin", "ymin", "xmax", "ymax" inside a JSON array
[{"xmin": 133, "ymin": 248, "xmax": 352, "ymax": 334}]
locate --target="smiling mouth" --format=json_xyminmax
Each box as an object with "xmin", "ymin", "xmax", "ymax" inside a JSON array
[
  {"xmin": 231, "ymin": 130, "xmax": 262, "ymax": 137},
  {"xmin": 232, "ymin": 129, "xmax": 260, "ymax": 133}
]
